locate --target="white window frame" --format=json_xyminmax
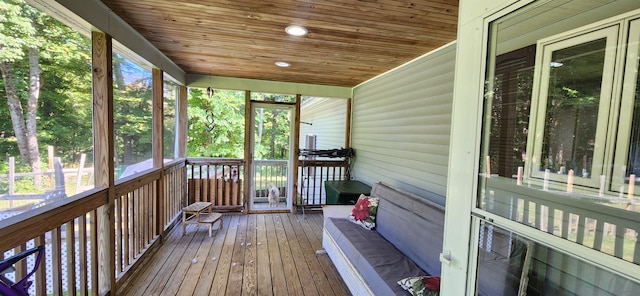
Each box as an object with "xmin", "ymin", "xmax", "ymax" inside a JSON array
[
  {"xmin": 525, "ymin": 25, "xmax": 621, "ymax": 189},
  {"xmin": 612, "ymin": 18, "xmax": 640, "ymax": 195}
]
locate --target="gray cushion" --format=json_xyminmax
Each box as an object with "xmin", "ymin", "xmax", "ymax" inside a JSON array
[
  {"xmin": 325, "ymin": 217, "xmax": 426, "ymax": 295},
  {"xmin": 372, "ymin": 183, "xmax": 445, "ymax": 277}
]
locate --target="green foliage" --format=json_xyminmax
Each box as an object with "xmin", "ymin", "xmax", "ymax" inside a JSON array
[
  {"xmin": 188, "ymin": 89, "xmax": 245, "ymax": 158},
  {"xmin": 0, "ymin": 0, "xmax": 40, "ymax": 62},
  {"xmin": 113, "ymin": 55, "xmax": 153, "ymax": 166},
  {"xmin": 0, "ymin": 0, "xmax": 93, "ymax": 165}
]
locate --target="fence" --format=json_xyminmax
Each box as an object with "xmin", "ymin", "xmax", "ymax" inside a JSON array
[
  {"xmin": 1, "ymin": 155, "xmax": 94, "ymax": 211},
  {"xmin": 186, "ymin": 158, "xmax": 244, "ymax": 211}
]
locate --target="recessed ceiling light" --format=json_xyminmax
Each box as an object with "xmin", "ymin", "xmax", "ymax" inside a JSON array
[
  {"xmin": 285, "ymin": 25, "xmax": 308, "ymax": 36},
  {"xmin": 550, "ymin": 61, "xmax": 564, "ymax": 68},
  {"xmin": 275, "ymin": 61, "xmax": 290, "ymax": 67}
]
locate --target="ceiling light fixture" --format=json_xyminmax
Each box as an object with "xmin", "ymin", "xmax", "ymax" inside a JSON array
[
  {"xmin": 550, "ymin": 61, "xmax": 564, "ymax": 68},
  {"xmin": 275, "ymin": 61, "xmax": 291, "ymax": 67},
  {"xmin": 285, "ymin": 25, "xmax": 308, "ymax": 36}
]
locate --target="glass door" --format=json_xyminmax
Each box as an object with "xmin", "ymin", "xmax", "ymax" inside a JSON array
[{"xmin": 249, "ymin": 102, "xmax": 295, "ymax": 211}]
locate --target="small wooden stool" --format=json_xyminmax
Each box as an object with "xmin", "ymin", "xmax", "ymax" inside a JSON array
[
  {"xmin": 199, "ymin": 213, "xmax": 224, "ymax": 237},
  {"xmin": 182, "ymin": 202, "xmax": 223, "ymax": 237}
]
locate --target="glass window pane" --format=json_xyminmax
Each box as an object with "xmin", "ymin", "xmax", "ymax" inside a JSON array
[
  {"xmin": 187, "ymin": 88, "xmax": 245, "ymax": 158},
  {"xmin": 476, "ymin": 222, "xmax": 640, "ymax": 296},
  {"xmin": 250, "ymin": 92, "xmax": 296, "ymax": 103},
  {"xmin": 0, "ymin": 1, "xmax": 93, "ymax": 218},
  {"xmin": 625, "ymin": 60, "xmax": 640, "ymax": 176},
  {"xmin": 163, "ymin": 79, "xmax": 178, "ymax": 159},
  {"xmin": 479, "ymin": 1, "xmax": 640, "ymax": 269},
  {"xmin": 113, "ymin": 53, "xmax": 153, "ymax": 179},
  {"xmin": 539, "ymin": 39, "xmax": 606, "ymax": 178},
  {"xmin": 617, "ymin": 19, "xmax": 640, "ymax": 194}
]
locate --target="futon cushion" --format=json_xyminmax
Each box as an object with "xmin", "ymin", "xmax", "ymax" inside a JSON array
[
  {"xmin": 325, "ymin": 217, "xmax": 426, "ymax": 295},
  {"xmin": 373, "ymin": 184, "xmax": 445, "ymax": 277}
]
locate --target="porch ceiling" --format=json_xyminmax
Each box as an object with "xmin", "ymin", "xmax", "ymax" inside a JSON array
[{"xmin": 99, "ymin": 0, "xmax": 458, "ymax": 87}]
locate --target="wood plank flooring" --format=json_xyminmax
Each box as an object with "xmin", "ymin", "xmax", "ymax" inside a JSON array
[{"xmin": 119, "ymin": 212, "xmax": 351, "ymax": 296}]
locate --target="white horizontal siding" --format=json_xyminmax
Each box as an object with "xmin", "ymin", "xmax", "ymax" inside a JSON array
[
  {"xmin": 351, "ymin": 42, "xmax": 456, "ymax": 204},
  {"xmin": 300, "ymin": 97, "xmax": 348, "ymax": 150}
]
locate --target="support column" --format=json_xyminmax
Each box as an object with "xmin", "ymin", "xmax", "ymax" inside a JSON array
[
  {"xmin": 345, "ymin": 98, "xmax": 352, "ymax": 148},
  {"xmin": 153, "ymin": 68, "xmax": 165, "ymax": 236},
  {"xmin": 177, "ymin": 85, "xmax": 188, "ymax": 158},
  {"xmin": 243, "ymin": 90, "xmax": 251, "ymax": 213},
  {"xmin": 293, "ymin": 94, "xmax": 301, "ymax": 211},
  {"xmin": 91, "ymin": 31, "xmax": 115, "ymax": 295}
]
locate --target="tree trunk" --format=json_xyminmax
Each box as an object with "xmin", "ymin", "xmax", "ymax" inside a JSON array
[
  {"xmin": 0, "ymin": 61, "xmax": 31, "ymax": 164},
  {"xmin": 270, "ymin": 110, "xmax": 278, "ymax": 159},
  {"xmin": 27, "ymin": 47, "xmax": 42, "ymax": 184}
]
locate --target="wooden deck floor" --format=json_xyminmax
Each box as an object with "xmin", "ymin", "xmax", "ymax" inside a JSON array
[{"xmin": 119, "ymin": 212, "xmax": 351, "ymax": 296}]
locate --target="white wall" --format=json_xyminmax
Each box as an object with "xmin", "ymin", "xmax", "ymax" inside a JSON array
[{"xmin": 350, "ymin": 42, "xmax": 456, "ymax": 205}]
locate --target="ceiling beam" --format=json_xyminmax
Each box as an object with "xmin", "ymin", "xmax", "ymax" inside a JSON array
[{"xmin": 188, "ymin": 74, "xmax": 352, "ymax": 98}]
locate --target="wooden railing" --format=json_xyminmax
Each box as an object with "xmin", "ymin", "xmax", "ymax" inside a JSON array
[
  {"xmin": 253, "ymin": 159, "xmax": 287, "ymax": 203},
  {"xmin": 0, "ymin": 188, "xmax": 106, "ymax": 295},
  {"xmin": 0, "ymin": 159, "xmax": 187, "ymax": 295},
  {"xmin": 186, "ymin": 158, "xmax": 244, "ymax": 211},
  {"xmin": 487, "ymin": 177, "xmax": 640, "ymax": 264},
  {"xmin": 0, "ymin": 157, "xmax": 351, "ymax": 294},
  {"xmin": 297, "ymin": 159, "xmax": 349, "ymax": 206}
]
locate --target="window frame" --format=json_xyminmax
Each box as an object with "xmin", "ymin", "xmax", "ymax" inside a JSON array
[
  {"xmin": 525, "ymin": 25, "xmax": 621, "ymax": 189},
  {"xmin": 612, "ymin": 18, "xmax": 640, "ymax": 195}
]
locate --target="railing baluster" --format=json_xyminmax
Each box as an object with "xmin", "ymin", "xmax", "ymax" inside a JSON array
[
  {"xmin": 52, "ymin": 227, "xmax": 63, "ymax": 295},
  {"xmin": 14, "ymin": 244, "xmax": 25, "ymax": 286},
  {"xmin": 614, "ymin": 225, "xmax": 625, "ymax": 259},
  {"xmin": 115, "ymin": 197, "xmax": 122, "ymax": 274},
  {"xmin": 35, "ymin": 235, "xmax": 46, "ymax": 296},
  {"xmin": 66, "ymin": 219, "xmax": 76, "ymax": 295},
  {"xmin": 560, "ymin": 210, "xmax": 569, "ymax": 239},
  {"xmin": 594, "ymin": 219, "xmax": 605, "ymax": 251},
  {"xmin": 78, "ymin": 215, "xmax": 88, "ymax": 296},
  {"xmin": 576, "ymin": 216, "xmax": 586, "ymax": 245},
  {"xmin": 144, "ymin": 183, "xmax": 149, "ymax": 248}
]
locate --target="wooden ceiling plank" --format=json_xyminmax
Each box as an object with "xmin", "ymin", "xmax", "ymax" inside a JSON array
[{"xmin": 99, "ymin": 0, "xmax": 458, "ymax": 86}]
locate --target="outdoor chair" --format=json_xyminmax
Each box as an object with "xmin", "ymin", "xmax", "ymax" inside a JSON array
[{"xmin": 0, "ymin": 245, "xmax": 44, "ymax": 296}]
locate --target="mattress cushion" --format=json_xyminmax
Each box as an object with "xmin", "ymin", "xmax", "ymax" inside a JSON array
[{"xmin": 325, "ymin": 217, "xmax": 426, "ymax": 295}]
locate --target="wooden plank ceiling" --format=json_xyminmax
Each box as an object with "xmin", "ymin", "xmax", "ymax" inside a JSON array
[{"xmin": 100, "ymin": 0, "xmax": 458, "ymax": 87}]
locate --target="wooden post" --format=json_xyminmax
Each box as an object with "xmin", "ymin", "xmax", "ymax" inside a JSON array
[
  {"xmin": 486, "ymin": 155, "xmax": 491, "ymax": 178},
  {"xmin": 8, "ymin": 157, "xmax": 15, "ymax": 196},
  {"xmin": 516, "ymin": 166, "xmax": 523, "ymax": 185},
  {"xmin": 543, "ymin": 169, "xmax": 550, "ymax": 191},
  {"xmin": 177, "ymin": 85, "xmax": 188, "ymax": 159},
  {"xmin": 244, "ymin": 90, "xmax": 251, "ymax": 213},
  {"xmin": 567, "ymin": 169, "xmax": 574, "ymax": 193},
  {"xmin": 293, "ymin": 94, "xmax": 301, "ymax": 211},
  {"xmin": 628, "ymin": 174, "xmax": 636, "ymax": 211},
  {"xmin": 48, "ymin": 146, "xmax": 54, "ymax": 188},
  {"xmin": 76, "ymin": 153, "xmax": 86, "ymax": 194},
  {"xmin": 91, "ymin": 31, "xmax": 115, "ymax": 295},
  {"xmin": 345, "ymin": 98, "xmax": 352, "ymax": 148},
  {"xmin": 152, "ymin": 68, "xmax": 165, "ymax": 237}
]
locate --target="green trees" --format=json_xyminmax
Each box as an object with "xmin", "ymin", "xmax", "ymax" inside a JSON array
[
  {"xmin": 0, "ymin": 0, "xmax": 92, "ymax": 175},
  {"xmin": 112, "ymin": 55, "xmax": 153, "ymax": 167},
  {"xmin": 186, "ymin": 90, "xmax": 294, "ymax": 160},
  {"xmin": 187, "ymin": 89, "xmax": 245, "ymax": 158}
]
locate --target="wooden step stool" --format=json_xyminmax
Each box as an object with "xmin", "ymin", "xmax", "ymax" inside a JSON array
[
  {"xmin": 199, "ymin": 213, "xmax": 223, "ymax": 237},
  {"xmin": 182, "ymin": 202, "xmax": 223, "ymax": 237}
]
